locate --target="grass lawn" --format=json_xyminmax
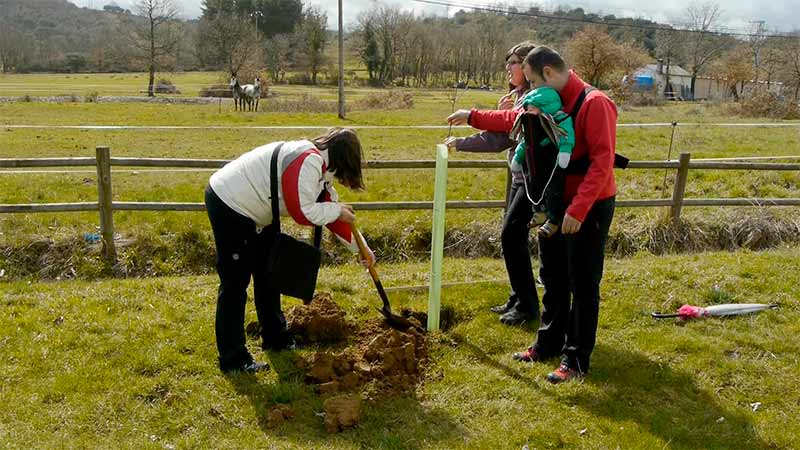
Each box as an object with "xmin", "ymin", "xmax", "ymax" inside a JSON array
[
  {"xmin": 1, "ymin": 85, "xmax": 799, "ymax": 247},
  {"xmin": 1, "ymin": 76, "xmax": 799, "ymax": 280},
  {"xmin": 1, "ymin": 248, "xmax": 799, "ymax": 449}
]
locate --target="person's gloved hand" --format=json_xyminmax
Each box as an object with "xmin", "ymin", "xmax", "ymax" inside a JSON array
[{"xmin": 510, "ymin": 160, "xmax": 524, "ymax": 173}]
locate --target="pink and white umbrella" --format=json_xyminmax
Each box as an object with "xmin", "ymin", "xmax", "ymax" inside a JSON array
[{"xmin": 652, "ymin": 303, "xmax": 778, "ymax": 320}]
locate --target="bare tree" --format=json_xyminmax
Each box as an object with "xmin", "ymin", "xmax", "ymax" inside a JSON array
[
  {"xmin": 567, "ymin": 25, "xmax": 623, "ymax": 88},
  {"xmin": 784, "ymin": 35, "xmax": 800, "ymax": 102},
  {"xmin": 0, "ymin": 23, "xmax": 32, "ymax": 73},
  {"xmin": 682, "ymin": 2, "xmax": 730, "ymax": 99},
  {"xmin": 747, "ymin": 20, "xmax": 767, "ymax": 86},
  {"xmin": 198, "ymin": 11, "xmax": 261, "ymax": 76},
  {"xmin": 759, "ymin": 43, "xmax": 785, "ymax": 88},
  {"xmin": 714, "ymin": 44, "xmax": 754, "ymax": 101},
  {"xmin": 264, "ymin": 33, "xmax": 292, "ymax": 83},
  {"xmin": 297, "ymin": 6, "xmax": 327, "ymax": 85},
  {"xmin": 655, "ymin": 29, "xmax": 685, "ymax": 95},
  {"xmin": 618, "ymin": 40, "xmax": 651, "ymax": 76},
  {"xmin": 355, "ymin": 6, "xmax": 404, "ymax": 85},
  {"xmin": 129, "ymin": 0, "xmax": 181, "ymax": 97}
]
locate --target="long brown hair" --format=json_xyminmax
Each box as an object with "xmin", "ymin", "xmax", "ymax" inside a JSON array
[
  {"xmin": 506, "ymin": 41, "xmax": 537, "ymax": 93},
  {"xmin": 312, "ymin": 127, "xmax": 364, "ymax": 191}
]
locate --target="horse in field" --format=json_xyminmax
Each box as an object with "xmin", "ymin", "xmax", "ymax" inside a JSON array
[
  {"xmin": 241, "ymin": 76, "xmax": 261, "ymax": 112},
  {"xmin": 229, "ymin": 74, "xmax": 244, "ymax": 111}
]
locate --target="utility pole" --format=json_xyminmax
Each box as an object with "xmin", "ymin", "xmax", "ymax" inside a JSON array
[{"xmin": 338, "ymin": 0, "xmax": 345, "ymax": 119}]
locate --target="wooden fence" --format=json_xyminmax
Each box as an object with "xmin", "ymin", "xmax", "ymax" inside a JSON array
[{"xmin": 2, "ymin": 147, "xmax": 800, "ymax": 262}]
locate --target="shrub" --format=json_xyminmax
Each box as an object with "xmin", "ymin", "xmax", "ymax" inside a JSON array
[
  {"xmin": 262, "ymin": 93, "xmax": 337, "ymax": 113},
  {"xmin": 154, "ymin": 78, "xmax": 180, "ymax": 94},
  {"xmin": 199, "ymin": 85, "xmax": 232, "ymax": 98},
  {"xmin": 287, "ymin": 73, "xmax": 312, "ymax": 85},
  {"xmin": 725, "ymin": 91, "xmax": 799, "ymax": 120},
  {"xmin": 352, "ymin": 90, "xmax": 414, "ymax": 111}
]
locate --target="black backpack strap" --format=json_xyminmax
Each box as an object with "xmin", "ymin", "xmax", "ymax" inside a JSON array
[
  {"xmin": 312, "ymin": 191, "xmax": 325, "ymax": 249},
  {"xmin": 569, "ymin": 86, "xmax": 596, "ymax": 121},
  {"xmin": 269, "ymin": 143, "xmax": 285, "ymax": 232},
  {"xmin": 563, "ymin": 87, "xmax": 630, "ymax": 174},
  {"xmin": 565, "ymin": 153, "xmax": 630, "ymax": 174}
]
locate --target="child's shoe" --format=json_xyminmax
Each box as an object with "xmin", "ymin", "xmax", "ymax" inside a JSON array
[{"xmin": 537, "ymin": 220, "xmax": 559, "ymax": 238}]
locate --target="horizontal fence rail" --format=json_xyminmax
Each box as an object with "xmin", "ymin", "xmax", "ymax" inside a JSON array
[
  {"xmin": 4, "ymin": 122, "xmax": 800, "ymax": 131},
  {"xmin": 2, "ymin": 148, "xmax": 800, "ymax": 262},
  {"xmin": 6, "ymin": 157, "xmax": 800, "ymax": 171},
  {"xmin": 8, "ymin": 158, "xmax": 800, "ymax": 171}
]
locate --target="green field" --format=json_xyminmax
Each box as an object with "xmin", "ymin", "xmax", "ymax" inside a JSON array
[
  {"xmin": 1, "ymin": 249, "xmax": 799, "ymax": 449},
  {"xmin": 2, "ymin": 74, "xmax": 800, "ymax": 449},
  {"xmin": 1, "ymin": 73, "xmax": 799, "ymax": 278}
]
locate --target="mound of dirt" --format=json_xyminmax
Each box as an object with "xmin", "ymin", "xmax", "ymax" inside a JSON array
[
  {"xmin": 298, "ymin": 314, "xmax": 428, "ymax": 397},
  {"xmin": 286, "ymin": 292, "xmax": 354, "ymax": 344},
  {"xmin": 247, "ymin": 292, "xmax": 430, "ymax": 400}
]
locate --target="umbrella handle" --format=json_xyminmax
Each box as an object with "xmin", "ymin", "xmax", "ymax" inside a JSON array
[{"xmin": 651, "ymin": 312, "xmax": 681, "ymax": 319}]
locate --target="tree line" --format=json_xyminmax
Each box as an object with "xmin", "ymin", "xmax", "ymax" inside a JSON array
[{"xmin": 1, "ymin": 0, "xmax": 799, "ymax": 101}]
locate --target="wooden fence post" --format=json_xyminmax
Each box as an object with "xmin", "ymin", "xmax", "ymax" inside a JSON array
[
  {"xmin": 669, "ymin": 152, "xmax": 691, "ymax": 226},
  {"xmin": 95, "ymin": 146, "xmax": 117, "ymax": 262}
]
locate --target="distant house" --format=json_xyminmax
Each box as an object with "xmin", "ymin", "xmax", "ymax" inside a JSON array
[
  {"xmin": 630, "ymin": 61, "xmax": 692, "ymax": 100},
  {"xmin": 630, "ymin": 60, "xmax": 785, "ymax": 101},
  {"xmin": 693, "ymin": 76, "xmax": 784, "ymax": 101}
]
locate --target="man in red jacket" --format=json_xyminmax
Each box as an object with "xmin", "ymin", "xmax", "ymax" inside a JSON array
[{"xmin": 448, "ymin": 46, "xmax": 617, "ymax": 383}]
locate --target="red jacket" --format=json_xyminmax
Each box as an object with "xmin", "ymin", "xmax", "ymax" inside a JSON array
[{"xmin": 468, "ymin": 71, "xmax": 618, "ymax": 222}]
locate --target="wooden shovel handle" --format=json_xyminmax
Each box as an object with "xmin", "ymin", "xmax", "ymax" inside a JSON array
[{"xmin": 350, "ymin": 223, "xmax": 379, "ymax": 279}]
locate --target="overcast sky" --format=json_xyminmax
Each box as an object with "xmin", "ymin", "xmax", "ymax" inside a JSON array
[{"xmin": 72, "ymin": 0, "xmax": 798, "ymax": 34}]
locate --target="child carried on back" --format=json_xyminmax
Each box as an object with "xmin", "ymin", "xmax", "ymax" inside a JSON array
[{"xmin": 509, "ymin": 85, "xmax": 575, "ymax": 238}]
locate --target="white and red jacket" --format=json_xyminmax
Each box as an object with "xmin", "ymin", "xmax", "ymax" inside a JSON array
[{"xmin": 209, "ymin": 140, "xmax": 360, "ymax": 252}]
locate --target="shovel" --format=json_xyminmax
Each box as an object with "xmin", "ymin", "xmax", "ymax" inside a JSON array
[{"xmin": 350, "ymin": 223, "xmax": 416, "ymax": 330}]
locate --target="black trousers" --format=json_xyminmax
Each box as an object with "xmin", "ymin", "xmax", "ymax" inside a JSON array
[
  {"xmin": 533, "ymin": 196, "xmax": 615, "ymax": 372},
  {"xmin": 205, "ymin": 185, "xmax": 287, "ymax": 370},
  {"xmin": 501, "ymin": 183, "xmax": 540, "ymax": 315}
]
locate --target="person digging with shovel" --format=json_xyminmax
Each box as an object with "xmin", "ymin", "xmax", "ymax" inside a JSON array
[{"xmin": 205, "ymin": 127, "xmax": 376, "ymax": 374}]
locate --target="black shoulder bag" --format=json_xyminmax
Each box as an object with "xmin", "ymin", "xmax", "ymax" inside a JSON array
[{"xmin": 265, "ymin": 143, "xmax": 322, "ymax": 302}]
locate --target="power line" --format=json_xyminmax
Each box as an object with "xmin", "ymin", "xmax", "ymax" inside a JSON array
[{"xmin": 411, "ymin": 0, "xmax": 799, "ymax": 40}]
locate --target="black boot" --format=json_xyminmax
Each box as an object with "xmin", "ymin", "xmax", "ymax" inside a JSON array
[
  {"xmin": 262, "ymin": 331, "xmax": 296, "ymax": 352},
  {"xmin": 489, "ymin": 296, "xmax": 518, "ymax": 314},
  {"xmin": 500, "ymin": 305, "xmax": 538, "ymax": 326},
  {"xmin": 221, "ymin": 360, "xmax": 270, "ymax": 374}
]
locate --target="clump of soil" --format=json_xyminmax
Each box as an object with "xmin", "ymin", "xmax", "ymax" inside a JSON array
[
  {"xmin": 323, "ymin": 395, "xmax": 361, "ymax": 433},
  {"xmin": 286, "ymin": 292, "xmax": 354, "ymax": 344},
  {"xmin": 265, "ymin": 404, "xmax": 294, "ymax": 429},
  {"xmin": 298, "ymin": 315, "xmax": 428, "ymax": 397}
]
